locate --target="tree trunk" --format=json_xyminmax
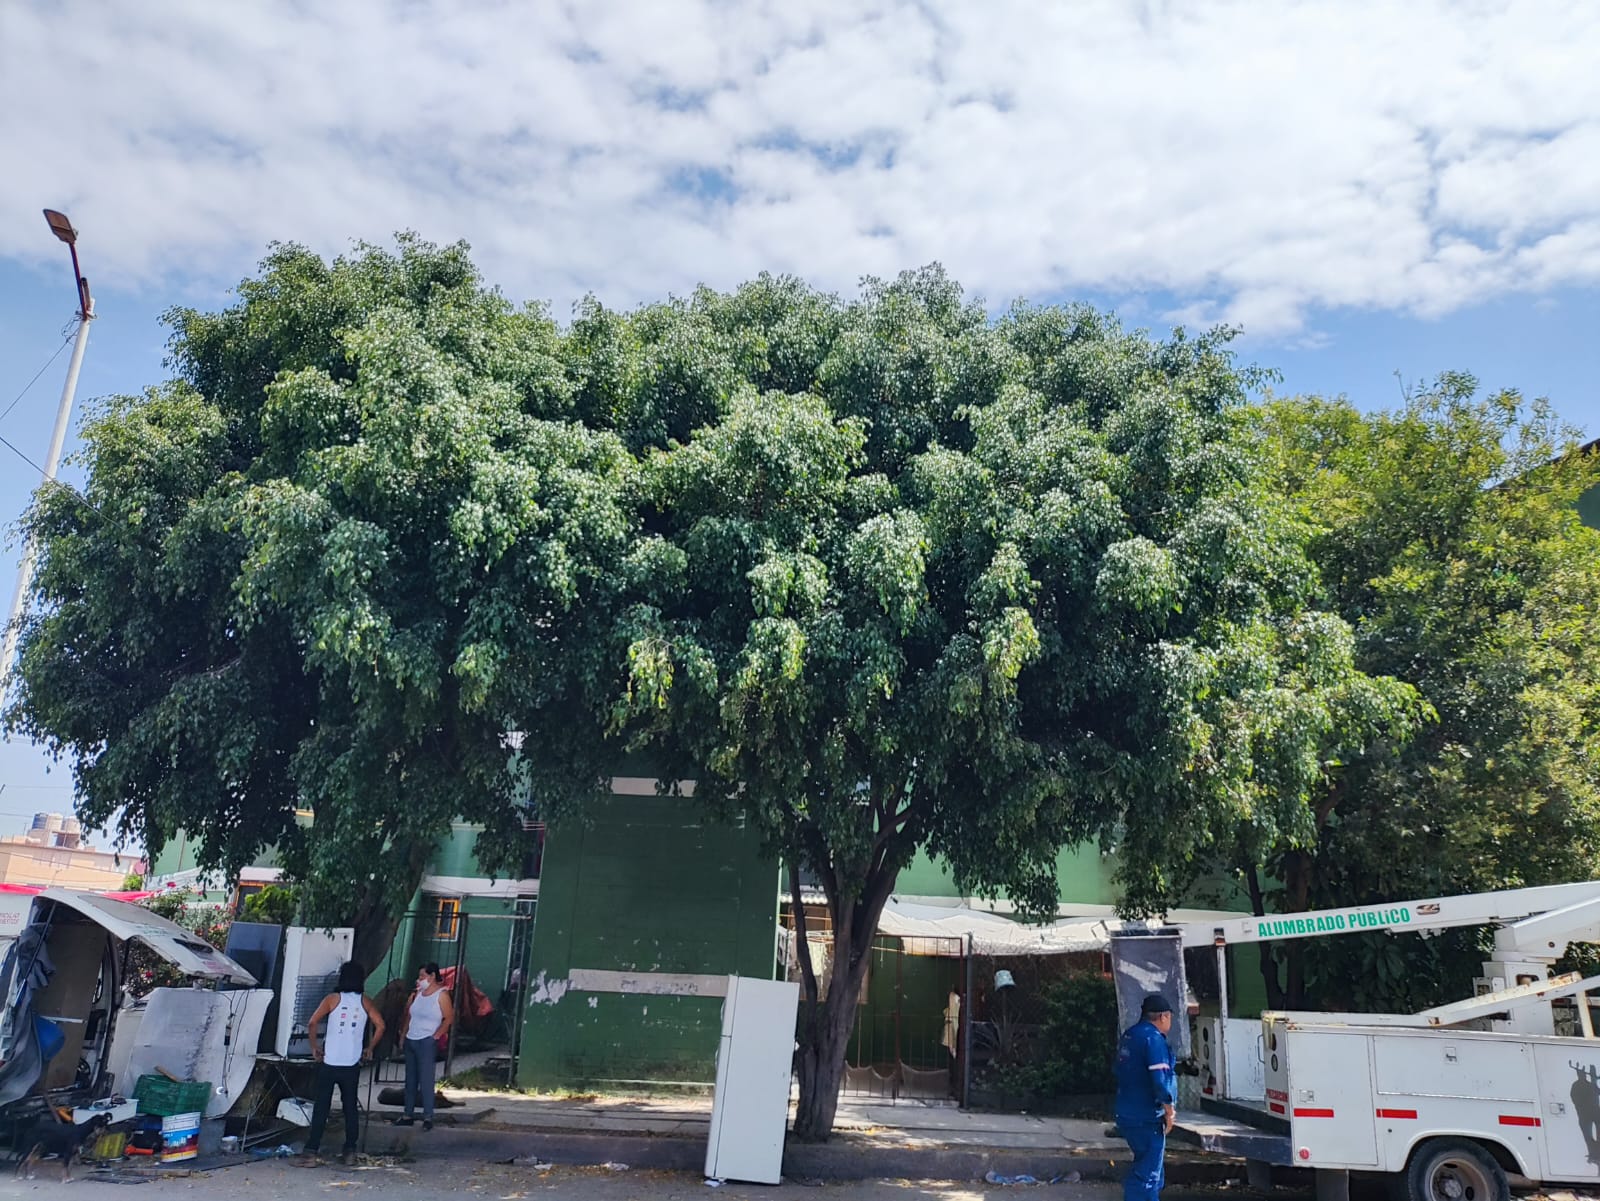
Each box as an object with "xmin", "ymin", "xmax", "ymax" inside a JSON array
[
  {"xmin": 791, "ymin": 945, "xmax": 869, "ymax": 1141},
  {"xmin": 1244, "ymin": 863, "xmax": 1286, "ymax": 1009},
  {"xmin": 790, "ymin": 860, "xmax": 898, "ymax": 1142},
  {"xmin": 351, "ymin": 903, "xmax": 406, "ymax": 978},
  {"xmin": 1281, "ymin": 849, "xmax": 1314, "ymax": 1009},
  {"xmin": 349, "ymin": 841, "xmax": 433, "ymax": 977}
]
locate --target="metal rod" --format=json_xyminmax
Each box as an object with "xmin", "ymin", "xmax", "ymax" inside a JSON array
[
  {"xmin": 961, "ymin": 934, "xmax": 974, "ymax": 1109},
  {"xmin": 1215, "ymin": 934, "xmax": 1229, "ymax": 1099},
  {"xmin": 893, "ymin": 938, "xmax": 903, "ymax": 1102},
  {"xmin": 1, "ymin": 305, "xmax": 93, "ymax": 690}
]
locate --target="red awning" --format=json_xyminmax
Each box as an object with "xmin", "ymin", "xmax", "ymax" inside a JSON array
[{"xmin": 0, "ymin": 883, "xmax": 155, "ymax": 902}]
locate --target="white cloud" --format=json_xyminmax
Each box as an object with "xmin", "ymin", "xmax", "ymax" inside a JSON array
[{"xmin": 3, "ymin": 0, "xmax": 1600, "ymax": 335}]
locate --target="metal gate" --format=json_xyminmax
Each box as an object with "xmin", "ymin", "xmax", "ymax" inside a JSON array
[
  {"xmin": 362, "ymin": 903, "xmax": 534, "ymax": 1130},
  {"xmin": 843, "ymin": 935, "xmax": 966, "ymax": 1101},
  {"xmin": 783, "ymin": 917, "xmax": 966, "ymax": 1103}
]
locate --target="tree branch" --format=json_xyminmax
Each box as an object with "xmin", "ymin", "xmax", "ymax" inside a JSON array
[{"xmin": 789, "ymin": 860, "xmax": 821, "ymax": 1004}]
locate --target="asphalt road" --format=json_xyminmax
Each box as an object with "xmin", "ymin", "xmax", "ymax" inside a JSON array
[
  {"xmin": 0, "ymin": 1160, "xmax": 1290, "ymax": 1201},
  {"xmin": 1, "ymin": 1159, "xmax": 1589, "ymax": 1201}
]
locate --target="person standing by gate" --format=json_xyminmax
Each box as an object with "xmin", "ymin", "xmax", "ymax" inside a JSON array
[
  {"xmin": 394, "ymin": 962, "xmax": 455, "ymax": 1130},
  {"xmin": 1114, "ymin": 993, "xmax": 1178, "ymax": 1201},
  {"xmin": 303, "ymin": 962, "xmax": 386, "ymax": 1166}
]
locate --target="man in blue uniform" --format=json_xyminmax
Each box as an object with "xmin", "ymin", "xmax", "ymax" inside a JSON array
[{"xmin": 1114, "ymin": 993, "xmax": 1178, "ymax": 1201}]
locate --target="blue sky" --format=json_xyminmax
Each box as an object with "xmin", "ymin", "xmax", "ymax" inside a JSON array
[{"xmin": 2, "ymin": 0, "xmax": 1600, "ymax": 840}]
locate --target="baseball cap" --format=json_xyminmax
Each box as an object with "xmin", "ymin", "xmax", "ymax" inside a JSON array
[{"xmin": 1141, "ymin": 993, "xmax": 1173, "ymax": 1015}]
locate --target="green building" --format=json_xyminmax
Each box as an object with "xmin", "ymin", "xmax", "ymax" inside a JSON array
[{"xmin": 516, "ymin": 784, "xmax": 778, "ymax": 1090}]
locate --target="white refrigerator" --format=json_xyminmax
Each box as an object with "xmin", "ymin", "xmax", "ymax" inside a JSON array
[
  {"xmin": 273, "ymin": 926, "xmax": 355, "ymax": 1059},
  {"xmin": 705, "ymin": 975, "xmax": 800, "ymax": 1185}
]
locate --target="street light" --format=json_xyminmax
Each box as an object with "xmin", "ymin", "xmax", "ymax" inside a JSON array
[
  {"xmin": 43, "ymin": 209, "xmax": 76, "ymax": 243},
  {"xmin": 42, "ymin": 208, "xmax": 91, "ymax": 320},
  {"xmin": 0, "ymin": 209, "xmax": 97, "ymax": 690}
]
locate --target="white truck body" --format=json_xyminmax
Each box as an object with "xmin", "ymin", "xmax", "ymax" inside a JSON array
[
  {"xmin": 1263, "ymin": 1015, "xmax": 1600, "ymax": 1183},
  {"xmin": 1156, "ymin": 881, "xmax": 1600, "ymax": 1200}
]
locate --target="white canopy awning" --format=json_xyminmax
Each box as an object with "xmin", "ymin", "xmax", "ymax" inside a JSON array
[{"xmin": 872, "ymin": 898, "xmax": 1246, "ymax": 956}]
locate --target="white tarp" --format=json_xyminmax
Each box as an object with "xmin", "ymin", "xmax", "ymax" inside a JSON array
[
  {"xmin": 876, "ymin": 900, "xmax": 1119, "ymax": 955},
  {"xmin": 873, "ymin": 899, "xmax": 1246, "ymax": 956}
]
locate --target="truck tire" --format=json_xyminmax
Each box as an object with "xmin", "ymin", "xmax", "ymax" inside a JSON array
[{"xmin": 1404, "ymin": 1138, "xmax": 1510, "ymax": 1201}]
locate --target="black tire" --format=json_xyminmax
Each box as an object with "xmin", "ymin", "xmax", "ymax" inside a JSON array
[{"xmin": 1404, "ymin": 1138, "xmax": 1510, "ymax": 1201}]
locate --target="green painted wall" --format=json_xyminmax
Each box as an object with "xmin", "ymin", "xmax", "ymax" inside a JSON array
[
  {"xmin": 427, "ymin": 825, "xmax": 489, "ymax": 878},
  {"xmin": 517, "ymin": 795, "xmax": 779, "ymax": 1090},
  {"xmin": 894, "ymin": 843, "xmax": 1134, "ymax": 908}
]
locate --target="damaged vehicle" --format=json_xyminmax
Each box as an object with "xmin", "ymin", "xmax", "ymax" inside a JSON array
[{"xmin": 0, "ymin": 889, "xmax": 263, "ymax": 1115}]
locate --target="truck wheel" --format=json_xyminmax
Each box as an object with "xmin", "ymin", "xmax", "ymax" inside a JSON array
[{"xmin": 1405, "ymin": 1138, "xmax": 1509, "ymax": 1201}]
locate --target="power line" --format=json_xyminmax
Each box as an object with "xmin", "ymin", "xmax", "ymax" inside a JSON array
[
  {"xmin": 0, "ymin": 429, "xmax": 114, "ymax": 527},
  {"xmin": 0, "ymin": 321, "xmax": 78, "ymax": 427}
]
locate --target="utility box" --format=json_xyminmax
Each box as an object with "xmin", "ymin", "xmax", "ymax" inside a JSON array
[{"xmin": 1197, "ymin": 1016, "xmax": 1265, "ymax": 1101}]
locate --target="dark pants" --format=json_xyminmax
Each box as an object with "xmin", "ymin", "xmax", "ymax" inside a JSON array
[
  {"xmin": 306, "ymin": 1062, "xmax": 361, "ymax": 1153},
  {"xmin": 1121, "ymin": 1120, "xmax": 1166, "ymax": 1201},
  {"xmin": 403, "ymin": 1037, "xmax": 438, "ymax": 1120}
]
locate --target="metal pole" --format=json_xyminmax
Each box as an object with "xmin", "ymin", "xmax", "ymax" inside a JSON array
[
  {"xmin": 1, "ymin": 305, "xmax": 94, "ymax": 690},
  {"xmin": 1215, "ymin": 932, "xmax": 1229, "ymax": 1100},
  {"xmin": 893, "ymin": 940, "xmax": 903, "ymax": 1102},
  {"xmin": 961, "ymin": 934, "xmax": 974, "ymax": 1109}
]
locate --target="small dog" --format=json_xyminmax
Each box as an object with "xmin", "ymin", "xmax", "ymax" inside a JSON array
[{"xmin": 13, "ymin": 1111, "xmax": 112, "ymax": 1182}]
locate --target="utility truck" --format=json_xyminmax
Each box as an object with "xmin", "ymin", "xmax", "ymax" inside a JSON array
[{"xmin": 1156, "ymin": 881, "xmax": 1600, "ymax": 1201}]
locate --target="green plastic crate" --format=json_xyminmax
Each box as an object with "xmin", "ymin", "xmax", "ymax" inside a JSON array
[{"xmin": 132, "ymin": 1074, "xmax": 212, "ymax": 1118}]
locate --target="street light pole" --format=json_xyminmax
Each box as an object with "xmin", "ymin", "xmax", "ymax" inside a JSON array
[{"xmin": 0, "ymin": 210, "xmax": 95, "ymax": 693}]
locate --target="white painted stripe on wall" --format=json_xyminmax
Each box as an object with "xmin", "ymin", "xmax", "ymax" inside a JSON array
[
  {"xmin": 567, "ymin": 968, "xmax": 727, "ymax": 997},
  {"xmin": 420, "ymin": 875, "xmax": 540, "ymax": 899},
  {"xmin": 608, "ymin": 777, "xmax": 697, "ymax": 797}
]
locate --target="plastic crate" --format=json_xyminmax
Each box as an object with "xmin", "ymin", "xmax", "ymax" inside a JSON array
[{"xmin": 132, "ymin": 1075, "xmax": 212, "ymax": 1117}]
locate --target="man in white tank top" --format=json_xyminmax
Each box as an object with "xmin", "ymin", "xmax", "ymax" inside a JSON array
[{"xmin": 302, "ymin": 961, "xmax": 386, "ymax": 1166}]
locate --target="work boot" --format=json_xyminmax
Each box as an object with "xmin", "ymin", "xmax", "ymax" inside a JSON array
[{"xmin": 341, "ymin": 1149, "xmax": 359, "ymax": 1167}]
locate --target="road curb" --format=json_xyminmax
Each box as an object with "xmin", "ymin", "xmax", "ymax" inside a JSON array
[{"xmin": 359, "ymin": 1125, "xmax": 1251, "ymax": 1183}]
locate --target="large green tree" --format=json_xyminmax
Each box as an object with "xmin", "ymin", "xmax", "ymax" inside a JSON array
[
  {"xmin": 597, "ymin": 269, "xmax": 1415, "ymax": 1138},
  {"xmin": 8, "ymin": 246, "xmax": 1418, "ymax": 1138},
  {"xmin": 1237, "ymin": 378, "xmax": 1600, "ymax": 1010},
  {"xmin": 5, "ymin": 237, "xmax": 632, "ymax": 968}
]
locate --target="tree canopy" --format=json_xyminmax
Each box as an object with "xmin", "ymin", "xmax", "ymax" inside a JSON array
[
  {"xmin": 5, "ymin": 237, "xmax": 632, "ymax": 967},
  {"xmin": 591, "ymin": 269, "xmax": 1415, "ymax": 1136},
  {"xmin": 1236, "ymin": 379, "xmax": 1600, "ymax": 1010},
  {"xmin": 6, "ymin": 242, "xmax": 1446, "ymax": 1138}
]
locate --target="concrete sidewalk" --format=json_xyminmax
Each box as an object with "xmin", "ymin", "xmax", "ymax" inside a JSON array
[{"xmin": 354, "ymin": 1090, "xmax": 1247, "ymax": 1184}]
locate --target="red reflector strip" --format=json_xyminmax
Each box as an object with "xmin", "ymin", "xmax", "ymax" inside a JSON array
[
  {"xmin": 1376, "ymin": 1109, "xmax": 1418, "ymax": 1120},
  {"xmin": 1498, "ymin": 1115, "xmax": 1540, "ymax": 1128},
  {"xmin": 1269, "ymin": 1102, "xmax": 1286, "ymax": 1114},
  {"xmin": 1294, "ymin": 1108, "xmax": 1336, "ymax": 1118}
]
